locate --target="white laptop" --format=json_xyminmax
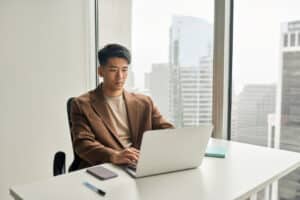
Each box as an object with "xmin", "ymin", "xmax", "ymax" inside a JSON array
[{"xmin": 124, "ymin": 125, "xmax": 213, "ymax": 178}]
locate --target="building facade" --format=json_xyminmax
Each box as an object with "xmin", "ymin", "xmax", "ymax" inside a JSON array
[
  {"xmin": 277, "ymin": 20, "xmax": 300, "ymax": 200},
  {"xmin": 169, "ymin": 15, "xmax": 213, "ymax": 127}
]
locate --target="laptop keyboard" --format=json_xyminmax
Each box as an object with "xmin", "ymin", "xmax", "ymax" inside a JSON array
[{"xmin": 127, "ymin": 164, "xmax": 137, "ymax": 171}]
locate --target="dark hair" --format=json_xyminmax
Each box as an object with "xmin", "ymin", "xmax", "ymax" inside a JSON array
[{"xmin": 98, "ymin": 44, "xmax": 131, "ymax": 66}]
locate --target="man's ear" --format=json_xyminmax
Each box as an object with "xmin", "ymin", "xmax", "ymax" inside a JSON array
[{"xmin": 98, "ymin": 66, "xmax": 103, "ymax": 77}]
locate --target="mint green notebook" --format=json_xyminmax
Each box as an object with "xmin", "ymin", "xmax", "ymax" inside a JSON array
[{"xmin": 205, "ymin": 146, "xmax": 227, "ymax": 158}]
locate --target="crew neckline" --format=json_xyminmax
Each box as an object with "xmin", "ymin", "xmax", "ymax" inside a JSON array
[{"xmin": 104, "ymin": 94, "xmax": 123, "ymax": 101}]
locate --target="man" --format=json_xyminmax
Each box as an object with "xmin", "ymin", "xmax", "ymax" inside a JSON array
[{"xmin": 71, "ymin": 44, "xmax": 174, "ymax": 169}]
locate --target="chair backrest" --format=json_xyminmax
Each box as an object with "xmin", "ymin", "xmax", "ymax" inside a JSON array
[
  {"xmin": 67, "ymin": 97, "xmax": 81, "ymax": 172},
  {"xmin": 53, "ymin": 151, "xmax": 66, "ymax": 176}
]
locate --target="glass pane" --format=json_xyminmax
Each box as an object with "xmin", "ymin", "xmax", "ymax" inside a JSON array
[
  {"xmin": 231, "ymin": 0, "xmax": 300, "ymax": 199},
  {"xmin": 132, "ymin": 0, "xmax": 214, "ymax": 127}
]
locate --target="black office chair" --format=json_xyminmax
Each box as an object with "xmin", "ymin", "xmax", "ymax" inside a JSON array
[{"xmin": 53, "ymin": 97, "xmax": 81, "ymax": 176}]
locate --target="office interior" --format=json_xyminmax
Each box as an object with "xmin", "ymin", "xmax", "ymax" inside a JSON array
[{"xmin": 1, "ymin": 0, "xmax": 300, "ymax": 199}]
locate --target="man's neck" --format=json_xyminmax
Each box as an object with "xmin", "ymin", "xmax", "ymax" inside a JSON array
[{"xmin": 101, "ymin": 84, "xmax": 123, "ymax": 97}]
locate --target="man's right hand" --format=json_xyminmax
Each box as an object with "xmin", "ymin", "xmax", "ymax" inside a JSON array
[{"xmin": 110, "ymin": 147, "xmax": 140, "ymax": 165}]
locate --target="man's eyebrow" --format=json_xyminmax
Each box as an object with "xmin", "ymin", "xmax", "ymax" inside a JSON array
[
  {"xmin": 107, "ymin": 65, "xmax": 128, "ymax": 68},
  {"xmin": 107, "ymin": 65, "xmax": 118, "ymax": 68}
]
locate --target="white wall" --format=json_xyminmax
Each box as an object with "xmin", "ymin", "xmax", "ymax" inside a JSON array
[
  {"xmin": 0, "ymin": 0, "xmax": 96, "ymax": 199},
  {"xmin": 98, "ymin": 0, "xmax": 134, "ymax": 89},
  {"xmin": 98, "ymin": 0, "xmax": 132, "ymax": 49}
]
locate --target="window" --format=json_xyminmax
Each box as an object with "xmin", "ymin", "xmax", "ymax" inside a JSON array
[
  {"xmin": 291, "ymin": 33, "xmax": 296, "ymax": 46},
  {"xmin": 284, "ymin": 33, "xmax": 288, "ymax": 47},
  {"xmin": 98, "ymin": 0, "xmax": 214, "ymax": 128},
  {"xmin": 231, "ymin": 1, "xmax": 300, "ymax": 199}
]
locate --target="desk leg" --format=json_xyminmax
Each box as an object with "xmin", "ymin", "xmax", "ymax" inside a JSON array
[
  {"xmin": 250, "ymin": 193, "xmax": 257, "ymax": 200},
  {"xmin": 264, "ymin": 185, "xmax": 270, "ymax": 200},
  {"xmin": 271, "ymin": 181, "xmax": 278, "ymax": 200},
  {"xmin": 263, "ymin": 182, "xmax": 278, "ymax": 200}
]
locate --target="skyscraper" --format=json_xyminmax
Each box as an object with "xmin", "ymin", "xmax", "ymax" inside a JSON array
[
  {"xmin": 278, "ymin": 20, "xmax": 300, "ymax": 151},
  {"xmin": 145, "ymin": 63, "xmax": 170, "ymax": 120},
  {"xmin": 277, "ymin": 20, "xmax": 300, "ymax": 200},
  {"xmin": 169, "ymin": 15, "xmax": 213, "ymax": 127},
  {"xmin": 169, "ymin": 15, "xmax": 213, "ymax": 67},
  {"xmin": 232, "ymin": 84, "xmax": 276, "ymax": 146}
]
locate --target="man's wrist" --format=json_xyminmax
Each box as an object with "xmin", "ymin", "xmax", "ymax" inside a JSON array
[{"xmin": 109, "ymin": 150, "xmax": 119, "ymax": 164}]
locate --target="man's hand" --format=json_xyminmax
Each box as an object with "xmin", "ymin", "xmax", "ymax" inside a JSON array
[{"xmin": 110, "ymin": 147, "xmax": 140, "ymax": 165}]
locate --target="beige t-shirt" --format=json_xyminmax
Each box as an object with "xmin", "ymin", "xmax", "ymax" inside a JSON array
[{"xmin": 104, "ymin": 95, "xmax": 132, "ymax": 147}]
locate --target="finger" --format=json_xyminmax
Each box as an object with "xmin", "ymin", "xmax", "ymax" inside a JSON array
[
  {"xmin": 123, "ymin": 149, "xmax": 139, "ymax": 158},
  {"xmin": 123, "ymin": 148, "xmax": 133, "ymax": 153},
  {"xmin": 130, "ymin": 160, "xmax": 137, "ymax": 166},
  {"xmin": 124, "ymin": 154, "xmax": 138, "ymax": 162},
  {"xmin": 124, "ymin": 152, "xmax": 139, "ymax": 160},
  {"xmin": 126, "ymin": 153, "xmax": 138, "ymax": 160},
  {"xmin": 125, "ymin": 148, "xmax": 139, "ymax": 153},
  {"xmin": 125, "ymin": 148, "xmax": 140, "ymax": 155},
  {"xmin": 122, "ymin": 158, "xmax": 134, "ymax": 165},
  {"xmin": 129, "ymin": 147, "xmax": 140, "ymax": 153}
]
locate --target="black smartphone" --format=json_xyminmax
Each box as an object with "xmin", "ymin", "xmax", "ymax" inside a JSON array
[{"xmin": 86, "ymin": 166, "xmax": 118, "ymax": 180}]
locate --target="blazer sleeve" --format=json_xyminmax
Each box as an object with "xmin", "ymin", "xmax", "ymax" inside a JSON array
[
  {"xmin": 148, "ymin": 96, "xmax": 175, "ymax": 130},
  {"xmin": 70, "ymin": 98, "xmax": 117, "ymax": 165}
]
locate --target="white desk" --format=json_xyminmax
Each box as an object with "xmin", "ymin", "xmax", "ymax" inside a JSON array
[{"xmin": 10, "ymin": 139, "xmax": 300, "ymax": 200}]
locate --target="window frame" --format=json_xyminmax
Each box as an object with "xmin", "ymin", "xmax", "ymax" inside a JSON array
[{"xmin": 212, "ymin": 0, "xmax": 234, "ymax": 139}]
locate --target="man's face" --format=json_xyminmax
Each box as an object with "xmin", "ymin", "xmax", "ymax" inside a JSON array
[{"xmin": 98, "ymin": 57, "xmax": 128, "ymax": 92}]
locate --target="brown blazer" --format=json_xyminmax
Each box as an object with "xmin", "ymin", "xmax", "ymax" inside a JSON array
[{"xmin": 70, "ymin": 85, "xmax": 174, "ymax": 169}]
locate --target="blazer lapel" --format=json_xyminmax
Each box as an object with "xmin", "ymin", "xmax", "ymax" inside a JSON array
[
  {"xmin": 90, "ymin": 85, "xmax": 125, "ymax": 148},
  {"xmin": 123, "ymin": 91, "xmax": 139, "ymax": 146}
]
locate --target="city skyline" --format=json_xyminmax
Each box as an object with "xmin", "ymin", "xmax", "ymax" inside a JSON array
[
  {"xmin": 130, "ymin": 0, "xmax": 300, "ymax": 95},
  {"xmin": 146, "ymin": 15, "xmax": 213, "ymax": 127},
  {"xmin": 131, "ymin": 0, "xmax": 213, "ymax": 89},
  {"xmin": 168, "ymin": 15, "xmax": 212, "ymax": 127}
]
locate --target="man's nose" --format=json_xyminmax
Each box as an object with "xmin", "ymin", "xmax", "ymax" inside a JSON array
[{"xmin": 117, "ymin": 70, "xmax": 123, "ymax": 78}]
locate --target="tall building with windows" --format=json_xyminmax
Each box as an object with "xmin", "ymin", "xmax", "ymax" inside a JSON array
[
  {"xmin": 145, "ymin": 63, "xmax": 170, "ymax": 120},
  {"xmin": 232, "ymin": 84, "xmax": 276, "ymax": 146},
  {"xmin": 278, "ymin": 20, "xmax": 300, "ymax": 151},
  {"xmin": 169, "ymin": 15, "xmax": 213, "ymax": 127},
  {"xmin": 277, "ymin": 20, "xmax": 300, "ymax": 200}
]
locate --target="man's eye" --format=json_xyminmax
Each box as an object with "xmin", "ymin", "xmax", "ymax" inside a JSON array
[
  {"xmin": 122, "ymin": 69, "xmax": 128, "ymax": 72},
  {"xmin": 109, "ymin": 69, "xmax": 117, "ymax": 72}
]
